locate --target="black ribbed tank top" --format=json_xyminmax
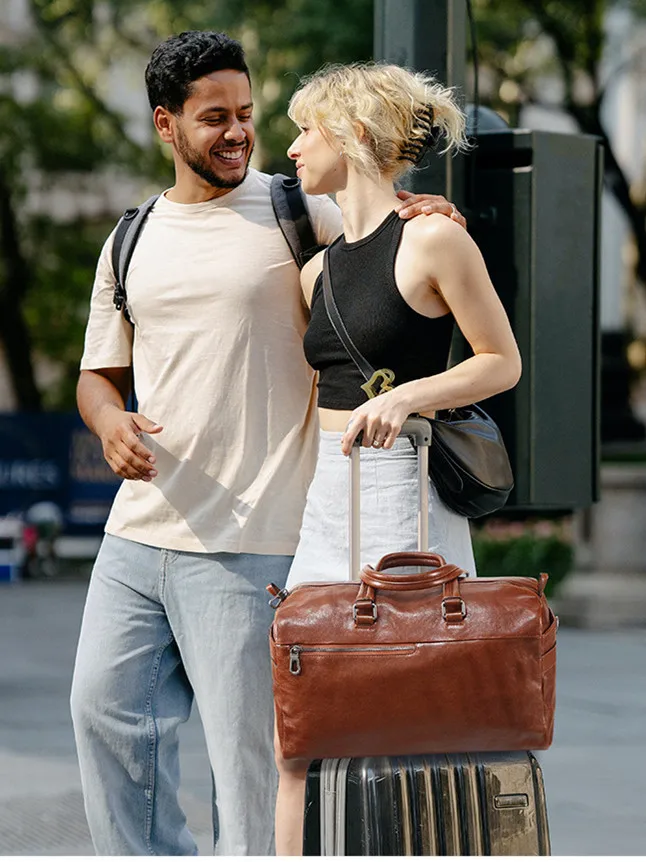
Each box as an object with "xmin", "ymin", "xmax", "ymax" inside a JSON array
[{"xmin": 303, "ymin": 209, "xmax": 454, "ymax": 409}]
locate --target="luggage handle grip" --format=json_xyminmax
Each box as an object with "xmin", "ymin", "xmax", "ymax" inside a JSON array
[{"xmin": 358, "ymin": 562, "xmax": 465, "ymax": 592}]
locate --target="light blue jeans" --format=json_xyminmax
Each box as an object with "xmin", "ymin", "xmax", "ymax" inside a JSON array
[{"xmin": 70, "ymin": 534, "xmax": 291, "ymax": 856}]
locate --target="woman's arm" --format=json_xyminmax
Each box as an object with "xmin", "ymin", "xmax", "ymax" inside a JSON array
[
  {"xmin": 341, "ymin": 216, "xmax": 521, "ymax": 452},
  {"xmin": 396, "ymin": 214, "xmax": 521, "ymax": 411}
]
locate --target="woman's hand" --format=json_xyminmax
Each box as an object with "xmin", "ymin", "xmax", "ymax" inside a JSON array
[{"xmin": 340, "ymin": 390, "xmax": 411, "ymax": 455}]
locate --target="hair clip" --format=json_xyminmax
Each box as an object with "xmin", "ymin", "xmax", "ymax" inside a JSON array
[{"xmin": 398, "ymin": 104, "xmax": 441, "ymax": 165}]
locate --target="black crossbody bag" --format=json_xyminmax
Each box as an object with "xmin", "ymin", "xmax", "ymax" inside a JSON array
[{"xmin": 321, "ymin": 249, "xmax": 514, "ymax": 519}]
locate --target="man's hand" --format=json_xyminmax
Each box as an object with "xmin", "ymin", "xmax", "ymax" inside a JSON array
[
  {"xmin": 395, "ymin": 190, "xmax": 467, "ymax": 230},
  {"xmin": 96, "ymin": 405, "xmax": 163, "ymax": 481}
]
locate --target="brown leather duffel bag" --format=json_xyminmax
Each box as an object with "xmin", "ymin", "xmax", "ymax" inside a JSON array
[{"xmin": 270, "ymin": 551, "xmax": 557, "ymax": 761}]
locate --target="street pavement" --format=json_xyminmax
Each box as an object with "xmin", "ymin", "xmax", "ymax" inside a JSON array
[{"xmin": 0, "ymin": 577, "xmax": 644, "ymax": 856}]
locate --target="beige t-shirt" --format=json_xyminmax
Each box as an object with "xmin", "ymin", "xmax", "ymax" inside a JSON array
[{"xmin": 81, "ymin": 169, "xmax": 342, "ymax": 554}]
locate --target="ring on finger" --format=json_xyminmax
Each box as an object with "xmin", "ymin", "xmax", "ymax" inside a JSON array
[{"xmin": 450, "ymin": 203, "xmax": 457, "ymax": 217}]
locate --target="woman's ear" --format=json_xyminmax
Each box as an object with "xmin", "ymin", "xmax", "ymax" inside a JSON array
[{"xmin": 353, "ymin": 121, "xmax": 367, "ymax": 143}]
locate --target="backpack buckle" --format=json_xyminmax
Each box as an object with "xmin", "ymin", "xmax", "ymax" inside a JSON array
[{"xmin": 113, "ymin": 282, "xmax": 127, "ymax": 311}]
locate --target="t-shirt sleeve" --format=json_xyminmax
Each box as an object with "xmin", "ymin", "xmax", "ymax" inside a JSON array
[
  {"xmin": 306, "ymin": 193, "xmax": 343, "ymax": 247},
  {"xmin": 80, "ymin": 228, "xmax": 134, "ymax": 370}
]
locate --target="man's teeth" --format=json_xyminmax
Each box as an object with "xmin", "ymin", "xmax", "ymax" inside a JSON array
[{"xmin": 217, "ymin": 150, "xmax": 243, "ymax": 160}]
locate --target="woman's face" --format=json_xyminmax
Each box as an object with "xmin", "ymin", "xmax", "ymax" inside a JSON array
[{"xmin": 287, "ymin": 124, "xmax": 347, "ymax": 195}]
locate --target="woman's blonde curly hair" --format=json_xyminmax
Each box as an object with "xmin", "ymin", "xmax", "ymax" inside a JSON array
[{"xmin": 288, "ymin": 62, "xmax": 469, "ymax": 179}]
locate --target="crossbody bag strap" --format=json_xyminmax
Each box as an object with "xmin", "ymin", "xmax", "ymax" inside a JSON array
[
  {"xmin": 321, "ymin": 249, "xmax": 375, "ymax": 382},
  {"xmin": 321, "ymin": 249, "xmax": 397, "ymax": 399}
]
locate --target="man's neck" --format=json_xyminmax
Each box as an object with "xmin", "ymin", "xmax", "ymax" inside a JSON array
[
  {"xmin": 164, "ymin": 176, "xmax": 240, "ymax": 204},
  {"xmin": 165, "ymin": 160, "xmax": 249, "ymax": 204}
]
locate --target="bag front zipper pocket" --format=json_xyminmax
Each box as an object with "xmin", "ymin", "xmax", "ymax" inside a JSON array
[{"xmin": 288, "ymin": 644, "xmax": 415, "ymax": 675}]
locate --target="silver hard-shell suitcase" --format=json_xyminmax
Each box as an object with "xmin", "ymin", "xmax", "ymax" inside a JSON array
[
  {"xmin": 302, "ymin": 420, "xmax": 551, "ymax": 855},
  {"xmin": 303, "ymin": 752, "xmax": 551, "ymax": 855}
]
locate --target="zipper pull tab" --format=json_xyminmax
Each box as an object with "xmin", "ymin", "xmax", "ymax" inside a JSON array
[{"xmin": 289, "ymin": 646, "xmax": 302, "ymax": 675}]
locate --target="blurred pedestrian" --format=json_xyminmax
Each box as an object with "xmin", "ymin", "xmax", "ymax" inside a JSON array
[
  {"xmin": 23, "ymin": 500, "xmax": 64, "ymax": 578},
  {"xmin": 70, "ymin": 31, "xmax": 466, "ymax": 856}
]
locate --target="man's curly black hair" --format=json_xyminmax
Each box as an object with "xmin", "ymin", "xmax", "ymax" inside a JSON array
[{"xmin": 145, "ymin": 31, "xmax": 250, "ymax": 115}]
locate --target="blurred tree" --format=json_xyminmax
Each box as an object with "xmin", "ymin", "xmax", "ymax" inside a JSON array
[
  {"xmin": 2, "ymin": 0, "xmax": 645, "ymax": 410},
  {"xmin": 0, "ymin": 0, "xmax": 198, "ymax": 409}
]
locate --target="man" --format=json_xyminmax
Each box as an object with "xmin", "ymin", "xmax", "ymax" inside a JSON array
[{"xmin": 71, "ymin": 30, "xmax": 466, "ymax": 856}]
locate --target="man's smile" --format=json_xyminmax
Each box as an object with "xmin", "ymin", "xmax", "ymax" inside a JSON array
[{"xmin": 213, "ymin": 145, "xmax": 246, "ymax": 165}]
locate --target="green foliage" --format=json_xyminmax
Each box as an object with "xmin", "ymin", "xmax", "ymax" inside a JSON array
[
  {"xmin": 23, "ymin": 216, "xmax": 115, "ymax": 408},
  {"xmin": 471, "ymin": 520, "xmax": 574, "ymax": 596},
  {"xmin": 0, "ymin": 0, "xmax": 193, "ymax": 409}
]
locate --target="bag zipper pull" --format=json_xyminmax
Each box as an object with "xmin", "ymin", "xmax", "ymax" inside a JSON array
[{"xmin": 289, "ymin": 646, "xmax": 302, "ymax": 675}]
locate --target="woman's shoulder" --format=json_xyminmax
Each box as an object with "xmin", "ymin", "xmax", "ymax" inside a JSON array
[
  {"xmin": 405, "ymin": 210, "xmax": 470, "ymax": 248},
  {"xmin": 402, "ymin": 212, "xmax": 477, "ymax": 279}
]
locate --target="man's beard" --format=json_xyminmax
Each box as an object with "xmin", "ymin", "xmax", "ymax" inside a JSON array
[{"xmin": 176, "ymin": 125, "xmax": 253, "ymax": 190}]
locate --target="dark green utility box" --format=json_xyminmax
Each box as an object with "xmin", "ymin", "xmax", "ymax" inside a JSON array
[{"xmin": 461, "ymin": 130, "xmax": 602, "ymax": 510}]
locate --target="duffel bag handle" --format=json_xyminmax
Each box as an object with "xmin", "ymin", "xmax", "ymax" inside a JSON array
[
  {"xmin": 353, "ymin": 555, "xmax": 467, "ymax": 627},
  {"xmin": 376, "ymin": 552, "xmax": 449, "ymax": 572},
  {"xmin": 360, "ymin": 562, "xmax": 465, "ymax": 592}
]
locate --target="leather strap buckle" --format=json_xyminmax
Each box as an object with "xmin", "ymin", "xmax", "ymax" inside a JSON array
[
  {"xmin": 353, "ymin": 600, "xmax": 378, "ymax": 625},
  {"xmin": 442, "ymin": 597, "xmax": 467, "ymax": 622}
]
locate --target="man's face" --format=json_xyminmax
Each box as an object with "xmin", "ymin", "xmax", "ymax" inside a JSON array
[{"xmin": 170, "ymin": 70, "xmax": 255, "ymax": 190}]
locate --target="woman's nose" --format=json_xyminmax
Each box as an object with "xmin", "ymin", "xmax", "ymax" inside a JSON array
[{"xmin": 287, "ymin": 138, "xmax": 300, "ymax": 160}]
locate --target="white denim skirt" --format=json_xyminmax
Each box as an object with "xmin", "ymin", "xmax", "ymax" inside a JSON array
[{"xmin": 286, "ymin": 430, "xmax": 477, "ymax": 589}]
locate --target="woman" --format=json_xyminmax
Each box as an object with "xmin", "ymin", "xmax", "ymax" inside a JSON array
[{"xmin": 275, "ymin": 62, "xmax": 522, "ymax": 855}]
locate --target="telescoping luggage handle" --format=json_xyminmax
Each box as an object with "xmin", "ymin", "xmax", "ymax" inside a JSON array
[{"xmin": 349, "ymin": 416, "xmax": 432, "ymax": 581}]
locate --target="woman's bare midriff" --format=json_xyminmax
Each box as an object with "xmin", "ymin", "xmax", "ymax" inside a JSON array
[{"xmin": 318, "ymin": 406, "xmax": 435, "ymax": 432}]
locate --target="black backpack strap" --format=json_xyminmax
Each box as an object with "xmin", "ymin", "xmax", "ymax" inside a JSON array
[
  {"xmin": 111, "ymin": 194, "xmax": 160, "ymax": 323},
  {"xmin": 270, "ymin": 174, "xmax": 323, "ymax": 269}
]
